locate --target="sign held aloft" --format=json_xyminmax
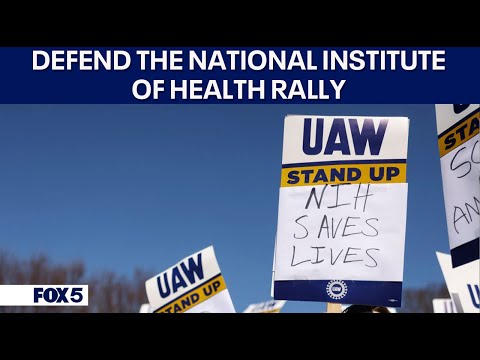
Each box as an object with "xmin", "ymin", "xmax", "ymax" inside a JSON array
[
  {"xmin": 435, "ymin": 104, "xmax": 479, "ymax": 268},
  {"xmin": 436, "ymin": 251, "xmax": 479, "ymax": 313},
  {"xmin": 145, "ymin": 246, "xmax": 236, "ymax": 313},
  {"xmin": 273, "ymin": 115, "xmax": 409, "ymax": 307}
]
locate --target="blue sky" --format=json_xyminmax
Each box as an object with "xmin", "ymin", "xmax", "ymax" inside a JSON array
[{"xmin": 0, "ymin": 104, "xmax": 450, "ymax": 313}]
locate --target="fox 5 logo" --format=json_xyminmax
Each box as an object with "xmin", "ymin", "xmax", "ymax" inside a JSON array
[{"xmin": 33, "ymin": 286, "xmax": 88, "ymax": 306}]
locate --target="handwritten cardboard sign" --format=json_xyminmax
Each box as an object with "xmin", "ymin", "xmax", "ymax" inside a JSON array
[
  {"xmin": 145, "ymin": 246, "xmax": 236, "ymax": 313},
  {"xmin": 273, "ymin": 115, "xmax": 409, "ymax": 307},
  {"xmin": 435, "ymin": 104, "xmax": 479, "ymax": 268}
]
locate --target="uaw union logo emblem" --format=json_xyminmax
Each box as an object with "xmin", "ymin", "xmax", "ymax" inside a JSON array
[{"xmin": 326, "ymin": 280, "xmax": 348, "ymax": 300}]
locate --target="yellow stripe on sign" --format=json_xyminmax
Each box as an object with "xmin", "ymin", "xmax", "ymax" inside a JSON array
[
  {"xmin": 438, "ymin": 111, "xmax": 479, "ymax": 157},
  {"xmin": 281, "ymin": 163, "xmax": 407, "ymax": 187},
  {"xmin": 155, "ymin": 275, "xmax": 226, "ymax": 313}
]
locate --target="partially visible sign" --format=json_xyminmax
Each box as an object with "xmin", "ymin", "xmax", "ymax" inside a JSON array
[
  {"xmin": 145, "ymin": 246, "xmax": 236, "ymax": 313},
  {"xmin": 243, "ymin": 300, "xmax": 287, "ymax": 313},
  {"xmin": 436, "ymin": 252, "xmax": 480, "ymax": 313},
  {"xmin": 271, "ymin": 235, "xmax": 277, "ymax": 298},
  {"xmin": 435, "ymin": 104, "xmax": 479, "ymax": 268},
  {"xmin": 432, "ymin": 298, "xmax": 457, "ymax": 313},
  {"xmin": 139, "ymin": 303, "xmax": 151, "ymax": 313}
]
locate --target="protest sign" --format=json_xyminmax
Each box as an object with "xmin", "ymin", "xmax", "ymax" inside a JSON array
[
  {"xmin": 436, "ymin": 251, "xmax": 479, "ymax": 313},
  {"xmin": 139, "ymin": 303, "xmax": 151, "ymax": 313},
  {"xmin": 432, "ymin": 298, "xmax": 457, "ymax": 313},
  {"xmin": 145, "ymin": 246, "xmax": 236, "ymax": 313},
  {"xmin": 435, "ymin": 104, "xmax": 479, "ymax": 268},
  {"xmin": 243, "ymin": 299, "xmax": 286, "ymax": 313},
  {"xmin": 273, "ymin": 115, "xmax": 409, "ymax": 307}
]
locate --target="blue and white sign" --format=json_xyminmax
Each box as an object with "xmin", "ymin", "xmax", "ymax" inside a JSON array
[
  {"xmin": 273, "ymin": 115, "xmax": 409, "ymax": 307},
  {"xmin": 437, "ymin": 252, "xmax": 480, "ymax": 313},
  {"xmin": 435, "ymin": 104, "xmax": 479, "ymax": 268},
  {"xmin": 145, "ymin": 246, "xmax": 236, "ymax": 313}
]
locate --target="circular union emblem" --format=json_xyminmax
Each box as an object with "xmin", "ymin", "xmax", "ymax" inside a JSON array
[{"xmin": 326, "ymin": 280, "xmax": 348, "ymax": 300}]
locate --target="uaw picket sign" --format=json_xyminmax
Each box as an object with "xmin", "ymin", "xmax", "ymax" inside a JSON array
[
  {"xmin": 435, "ymin": 104, "xmax": 479, "ymax": 268},
  {"xmin": 437, "ymin": 252, "xmax": 480, "ymax": 313},
  {"xmin": 273, "ymin": 115, "xmax": 409, "ymax": 307},
  {"xmin": 145, "ymin": 246, "xmax": 236, "ymax": 313}
]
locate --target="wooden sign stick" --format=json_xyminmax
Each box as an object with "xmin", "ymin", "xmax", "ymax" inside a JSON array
[{"xmin": 326, "ymin": 302, "xmax": 342, "ymax": 313}]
